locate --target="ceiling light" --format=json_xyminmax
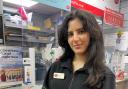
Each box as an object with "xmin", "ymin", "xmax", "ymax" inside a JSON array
[{"xmin": 3, "ymin": 0, "xmax": 38, "ymax": 7}]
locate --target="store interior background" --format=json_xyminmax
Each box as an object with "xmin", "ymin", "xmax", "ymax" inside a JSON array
[{"xmin": 0, "ymin": 0, "xmax": 128, "ymax": 89}]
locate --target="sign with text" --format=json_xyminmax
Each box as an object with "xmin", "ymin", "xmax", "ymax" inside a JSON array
[
  {"xmin": 71, "ymin": 0, "xmax": 120, "ymax": 17},
  {"xmin": 79, "ymin": 0, "xmax": 120, "ymax": 11},
  {"xmin": 104, "ymin": 8, "xmax": 124, "ymax": 28},
  {"xmin": 71, "ymin": 0, "xmax": 104, "ymax": 16},
  {"xmin": 0, "ymin": 46, "xmax": 23, "ymax": 87}
]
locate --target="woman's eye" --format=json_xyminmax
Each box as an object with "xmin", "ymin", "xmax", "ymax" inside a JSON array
[
  {"xmin": 68, "ymin": 32, "xmax": 73, "ymax": 37},
  {"xmin": 79, "ymin": 29, "xmax": 85, "ymax": 34}
]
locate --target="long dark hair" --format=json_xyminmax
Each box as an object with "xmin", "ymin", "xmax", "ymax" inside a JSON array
[{"xmin": 58, "ymin": 10, "xmax": 106, "ymax": 87}]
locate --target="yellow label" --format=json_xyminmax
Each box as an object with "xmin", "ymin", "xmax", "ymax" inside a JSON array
[{"xmin": 27, "ymin": 25, "xmax": 40, "ymax": 31}]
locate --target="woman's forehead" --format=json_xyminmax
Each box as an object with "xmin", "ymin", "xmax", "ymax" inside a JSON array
[{"xmin": 68, "ymin": 18, "xmax": 83, "ymax": 31}]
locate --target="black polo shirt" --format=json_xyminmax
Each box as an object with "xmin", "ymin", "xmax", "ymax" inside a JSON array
[{"xmin": 43, "ymin": 59, "xmax": 115, "ymax": 89}]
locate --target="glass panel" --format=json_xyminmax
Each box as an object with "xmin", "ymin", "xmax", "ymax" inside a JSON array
[{"xmin": 3, "ymin": 0, "xmax": 69, "ymax": 86}]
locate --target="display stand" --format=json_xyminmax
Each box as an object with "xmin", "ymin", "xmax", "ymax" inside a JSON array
[
  {"xmin": 23, "ymin": 48, "xmax": 35, "ymax": 86},
  {"xmin": 1, "ymin": 0, "xmax": 71, "ymax": 88}
]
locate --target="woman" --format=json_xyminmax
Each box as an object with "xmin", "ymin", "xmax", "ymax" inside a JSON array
[{"xmin": 43, "ymin": 10, "xmax": 115, "ymax": 89}]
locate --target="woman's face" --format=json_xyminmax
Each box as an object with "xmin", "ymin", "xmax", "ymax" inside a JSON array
[{"xmin": 68, "ymin": 18, "xmax": 90, "ymax": 55}]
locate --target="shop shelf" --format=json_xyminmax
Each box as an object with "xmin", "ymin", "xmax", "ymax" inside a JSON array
[
  {"xmin": 6, "ymin": 35, "xmax": 53, "ymax": 44},
  {"xmin": 4, "ymin": 21, "xmax": 55, "ymax": 37}
]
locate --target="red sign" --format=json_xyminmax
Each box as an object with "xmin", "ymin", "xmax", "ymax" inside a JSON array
[
  {"xmin": 71, "ymin": 0, "xmax": 104, "ymax": 17},
  {"xmin": 104, "ymin": 8, "xmax": 124, "ymax": 28}
]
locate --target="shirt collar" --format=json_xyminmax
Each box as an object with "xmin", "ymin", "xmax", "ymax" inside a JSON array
[
  {"xmin": 60, "ymin": 58, "xmax": 73, "ymax": 71},
  {"xmin": 60, "ymin": 58, "xmax": 89, "ymax": 73}
]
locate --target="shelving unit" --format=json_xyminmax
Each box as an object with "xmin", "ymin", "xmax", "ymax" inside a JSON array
[
  {"xmin": 0, "ymin": 0, "xmax": 69, "ymax": 88},
  {"xmin": 4, "ymin": 21, "xmax": 55, "ymax": 36},
  {"xmin": 2, "ymin": 1, "xmax": 60, "ymax": 47},
  {"xmin": 4, "ymin": 21, "xmax": 55, "ymax": 46}
]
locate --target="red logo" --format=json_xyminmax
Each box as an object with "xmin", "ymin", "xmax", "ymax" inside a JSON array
[{"xmin": 114, "ymin": 0, "xmax": 120, "ymax": 4}]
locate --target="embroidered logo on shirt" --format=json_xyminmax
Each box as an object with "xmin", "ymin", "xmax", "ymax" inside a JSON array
[{"xmin": 53, "ymin": 72, "xmax": 65, "ymax": 79}]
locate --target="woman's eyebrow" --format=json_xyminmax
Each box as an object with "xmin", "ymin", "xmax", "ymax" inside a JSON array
[{"xmin": 68, "ymin": 27, "xmax": 84, "ymax": 32}]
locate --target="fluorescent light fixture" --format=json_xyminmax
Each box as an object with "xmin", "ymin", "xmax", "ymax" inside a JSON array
[{"xmin": 3, "ymin": 0, "xmax": 38, "ymax": 7}]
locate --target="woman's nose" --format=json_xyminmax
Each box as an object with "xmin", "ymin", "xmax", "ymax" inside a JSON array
[{"xmin": 73, "ymin": 33, "xmax": 79, "ymax": 41}]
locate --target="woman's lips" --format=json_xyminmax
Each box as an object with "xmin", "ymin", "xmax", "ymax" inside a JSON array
[{"xmin": 73, "ymin": 45, "xmax": 81, "ymax": 49}]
